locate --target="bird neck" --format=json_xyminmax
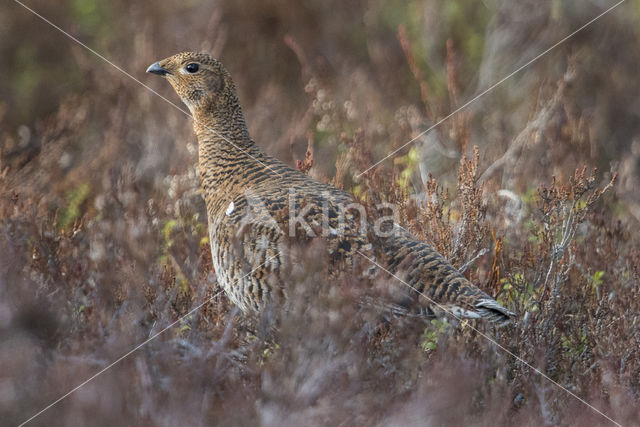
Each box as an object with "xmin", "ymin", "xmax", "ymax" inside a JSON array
[
  {"xmin": 193, "ymin": 100, "xmax": 264, "ymax": 196},
  {"xmin": 193, "ymin": 94, "xmax": 251, "ymax": 144}
]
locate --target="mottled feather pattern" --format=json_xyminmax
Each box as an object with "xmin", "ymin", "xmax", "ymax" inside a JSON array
[{"xmin": 147, "ymin": 52, "xmax": 513, "ymax": 324}]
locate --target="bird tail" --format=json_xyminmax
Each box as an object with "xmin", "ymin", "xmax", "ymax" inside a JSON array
[
  {"xmin": 442, "ymin": 294, "xmax": 513, "ymax": 325},
  {"xmin": 380, "ymin": 227, "xmax": 514, "ymax": 324}
]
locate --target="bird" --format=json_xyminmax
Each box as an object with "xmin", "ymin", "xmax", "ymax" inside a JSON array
[{"xmin": 146, "ymin": 52, "xmax": 513, "ymax": 324}]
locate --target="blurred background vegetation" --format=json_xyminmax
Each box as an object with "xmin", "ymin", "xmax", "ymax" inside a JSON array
[{"xmin": 1, "ymin": 0, "xmax": 639, "ymax": 425}]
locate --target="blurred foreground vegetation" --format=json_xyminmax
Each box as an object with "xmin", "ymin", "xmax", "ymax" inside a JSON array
[{"xmin": 1, "ymin": 0, "xmax": 639, "ymax": 425}]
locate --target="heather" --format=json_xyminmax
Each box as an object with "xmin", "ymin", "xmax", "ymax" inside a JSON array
[{"xmin": 2, "ymin": 1, "xmax": 639, "ymax": 425}]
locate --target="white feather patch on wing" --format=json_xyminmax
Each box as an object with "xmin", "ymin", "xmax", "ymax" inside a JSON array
[
  {"xmin": 477, "ymin": 298, "xmax": 515, "ymax": 316},
  {"xmin": 448, "ymin": 305, "xmax": 482, "ymax": 319}
]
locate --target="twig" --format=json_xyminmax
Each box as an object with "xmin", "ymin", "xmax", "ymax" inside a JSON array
[
  {"xmin": 397, "ymin": 25, "xmax": 433, "ymax": 120},
  {"xmin": 459, "ymin": 247, "xmax": 489, "ymax": 273},
  {"xmin": 479, "ymin": 68, "xmax": 571, "ymax": 183}
]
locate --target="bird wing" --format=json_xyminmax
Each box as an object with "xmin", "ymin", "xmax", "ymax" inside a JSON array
[{"xmin": 209, "ymin": 174, "xmax": 370, "ymax": 312}]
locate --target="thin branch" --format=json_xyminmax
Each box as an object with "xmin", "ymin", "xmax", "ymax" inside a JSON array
[{"xmin": 459, "ymin": 248, "xmax": 489, "ymax": 273}]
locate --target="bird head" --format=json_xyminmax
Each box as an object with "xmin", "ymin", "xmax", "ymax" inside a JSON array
[{"xmin": 146, "ymin": 52, "xmax": 236, "ymax": 118}]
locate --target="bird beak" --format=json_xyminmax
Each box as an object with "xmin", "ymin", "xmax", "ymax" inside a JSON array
[{"xmin": 146, "ymin": 62, "xmax": 170, "ymax": 76}]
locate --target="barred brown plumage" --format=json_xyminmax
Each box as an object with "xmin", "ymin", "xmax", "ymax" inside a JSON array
[{"xmin": 147, "ymin": 52, "xmax": 513, "ymax": 324}]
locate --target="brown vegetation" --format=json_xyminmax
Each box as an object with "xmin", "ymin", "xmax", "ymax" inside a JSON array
[{"xmin": 1, "ymin": 0, "xmax": 639, "ymax": 425}]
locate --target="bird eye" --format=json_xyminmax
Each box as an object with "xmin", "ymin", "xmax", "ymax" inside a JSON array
[{"xmin": 185, "ymin": 63, "xmax": 199, "ymax": 73}]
